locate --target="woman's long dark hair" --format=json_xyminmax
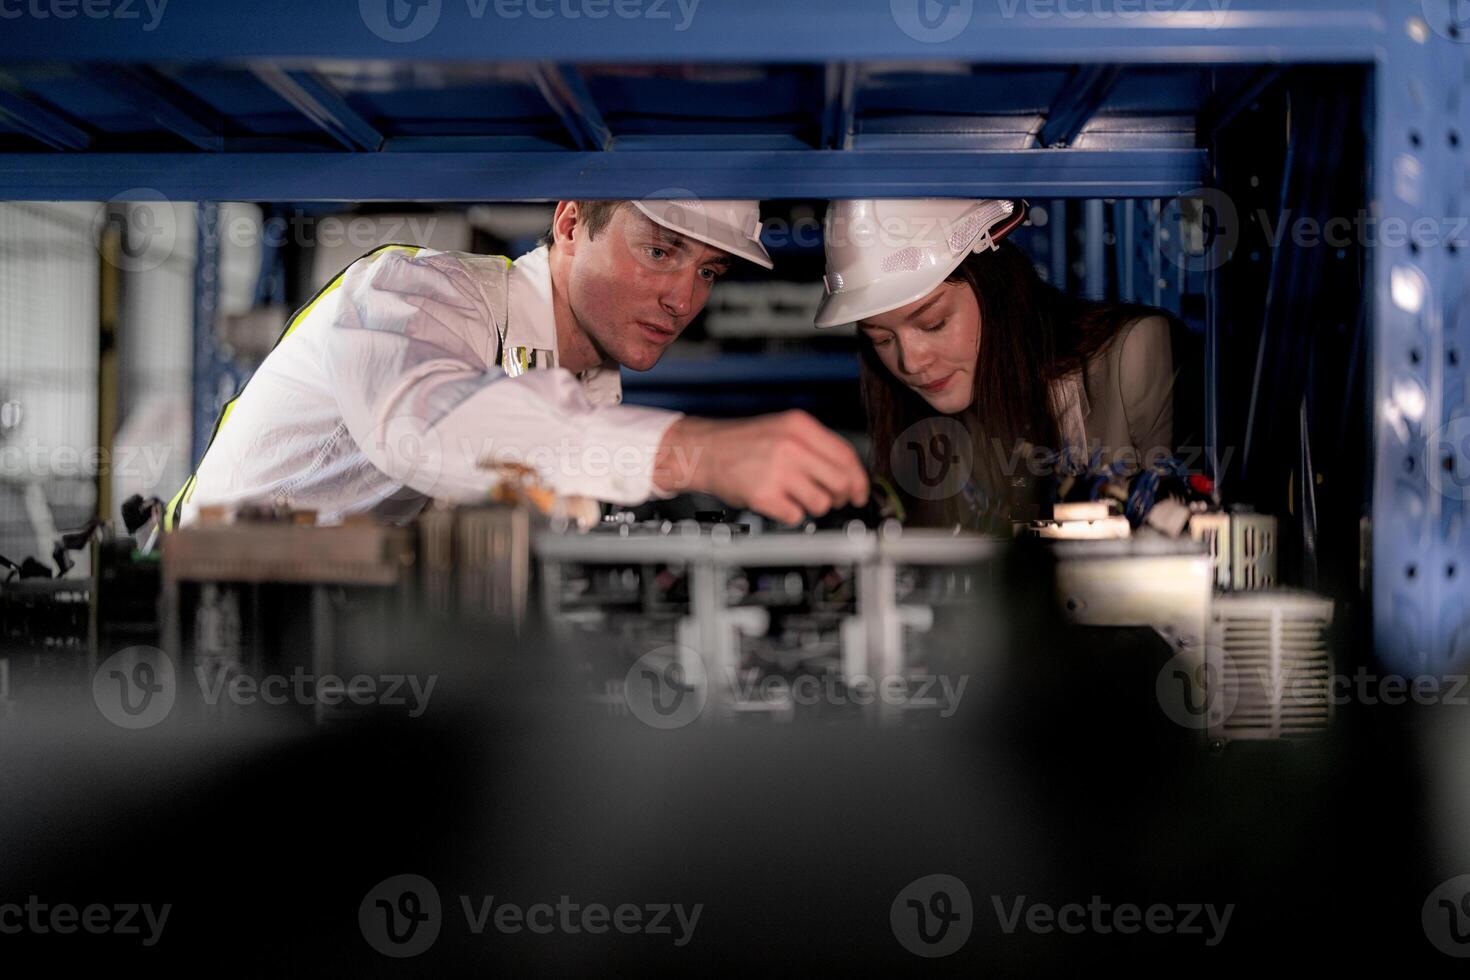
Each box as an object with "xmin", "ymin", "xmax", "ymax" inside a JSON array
[{"xmin": 861, "ymin": 239, "xmax": 1168, "ymax": 529}]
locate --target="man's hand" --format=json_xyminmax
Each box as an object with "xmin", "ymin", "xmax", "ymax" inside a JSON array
[{"xmin": 653, "ymin": 411, "xmax": 869, "ymax": 525}]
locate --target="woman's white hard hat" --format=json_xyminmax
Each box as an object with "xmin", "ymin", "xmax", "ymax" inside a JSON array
[{"xmin": 813, "ymin": 198, "xmax": 1027, "ymax": 327}]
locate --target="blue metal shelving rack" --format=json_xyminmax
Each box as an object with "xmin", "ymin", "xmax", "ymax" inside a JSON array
[{"xmin": 0, "ymin": 0, "xmax": 1463, "ymax": 676}]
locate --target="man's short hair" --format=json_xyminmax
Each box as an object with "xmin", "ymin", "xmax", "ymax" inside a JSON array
[{"xmin": 540, "ymin": 200, "xmax": 625, "ymax": 248}]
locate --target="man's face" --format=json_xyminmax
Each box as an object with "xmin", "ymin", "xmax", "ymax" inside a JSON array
[{"xmin": 564, "ymin": 206, "xmax": 733, "ymax": 372}]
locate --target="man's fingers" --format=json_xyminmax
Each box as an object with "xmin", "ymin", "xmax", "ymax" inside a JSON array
[
  {"xmin": 785, "ymin": 477, "xmax": 834, "ymax": 520},
  {"xmin": 757, "ymin": 494, "xmax": 805, "ymax": 526},
  {"xmin": 794, "ymin": 453, "xmax": 859, "ymax": 509},
  {"xmin": 787, "ymin": 418, "xmax": 869, "ymax": 506}
]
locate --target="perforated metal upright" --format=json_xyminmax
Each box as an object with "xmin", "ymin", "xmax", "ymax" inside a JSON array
[{"xmin": 1371, "ymin": 7, "xmax": 1470, "ymax": 675}]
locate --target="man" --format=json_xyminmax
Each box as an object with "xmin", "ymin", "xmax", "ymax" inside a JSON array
[{"xmin": 166, "ymin": 199, "xmax": 868, "ymax": 529}]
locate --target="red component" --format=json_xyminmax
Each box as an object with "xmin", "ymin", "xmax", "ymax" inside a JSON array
[{"xmin": 1189, "ymin": 474, "xmax": 1215, "ymax": 495}]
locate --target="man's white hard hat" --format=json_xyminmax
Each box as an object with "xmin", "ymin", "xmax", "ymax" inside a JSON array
[
  {"xmin": 813, "ymin": 198, "xmax": 1028, "ymax": 327},
  {"xmin": 631, "ymin": 198, "xmax": 774, "ymax": 270}
]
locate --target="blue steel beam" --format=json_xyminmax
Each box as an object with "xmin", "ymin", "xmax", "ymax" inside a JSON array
[
  {"xmin": 248, "ymin": 66, "xmax": 384, "ymax": 151},
  {"xmin": 0, "ymin": 147, "xmax": 1207, "ymax": 200},
  {"xmin": 527, "ymin": 63, "xmax": 611, "ymax": 151},
  {"xmin": 1038, "ymin": 65, "xmax": 1122, "ymax": 148},
  {"xmin": 0, "ymin": 1, "xmax": 1384, "ymax": 65},
  {"xmin": 0, "ymin": 85, "xmax": 90, "ymax": 150},
  {"xmin": 78, "ymin": 66, "xmax": 222, "ymax": 151}
]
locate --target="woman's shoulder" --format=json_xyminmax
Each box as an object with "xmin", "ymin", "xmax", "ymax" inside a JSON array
[
  {"xmin": 1110, "ymin": 311, "xmax": 1172, "ymax": 354},
  {"xmin": 1085, "ymin": 311, "xmax": 1173, "ymax": 380}
]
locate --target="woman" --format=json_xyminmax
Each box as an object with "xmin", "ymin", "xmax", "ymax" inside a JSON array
[{"xmin": 814, "ymin": 198, "xmax": 1177, "ymax": 530}]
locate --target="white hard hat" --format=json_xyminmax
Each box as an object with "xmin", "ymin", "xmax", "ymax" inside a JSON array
[
  {"xmin": 631, "ymin": 198, "xmax": 774, "ymax": 270},
  {"xmin": 813, "ymin": 198, "xmax": 1027, "ymax": 327}
]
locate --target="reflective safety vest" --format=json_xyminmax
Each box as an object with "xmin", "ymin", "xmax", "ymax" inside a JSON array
[{"xmin": 163, "ymin": 245, "xmax": 537, "ymax": 531}]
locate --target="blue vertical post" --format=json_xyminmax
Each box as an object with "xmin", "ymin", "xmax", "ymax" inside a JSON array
[
  {"xmin": 190, "ymin": 201, "xmax": 244, "ymax": 469},
  {"xmin": 1084, "ymin": 199, "xmax": 1105, "ymax": 301},
  {"xmin": 191, "ymin": 202, "xmax": 217, "ymax": 466},
  {"xmin": 1372, "ymin": 13, "xmax": 1470, "ymax": 674},
  {"xmin": 1049, "ymin": 198, "xmax": 1067, "ymax": 290}
]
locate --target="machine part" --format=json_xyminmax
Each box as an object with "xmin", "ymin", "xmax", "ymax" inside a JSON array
[
  {"xmin": 1052, "ymin": 538, "xmax": 1218, "ymax": 740},
  {"xmin": 482, "ymin": 461, "xmax": 600, "ymax": 531},
  {"xmin": 816, "ymin": 474, "xmax": 905, "ymax": 529},
  {"xmin": 1144, "ymin": 497, "xmax": 1193, "ymax": 538},
  {"xmin": 1052, "ymin": 539, "xmax": 1214, "ymax": 655},
  {"xmin": 535, "ymin": 524, "xmax": 1000, "ymax": 725},
  {"xmin": 1054, "ymin": 501, "xmax": 1115, "ymax": 522},
  {"xmin": 1188, "ymin": 512, "xmax": 1278, "ymax": 591},
  {"xmin": 162, "ymin": 522, "xmax": 417, "ymax": 586},
  {"xmin": 1022, "ymin": 498, "xmax": 1131, "ymax": 539},
  {"xmin": 1208, "ymin": 590, "xmax": 1334, "ymax": 742},
  {"xmin": 160, "ymin": 520, "xmax": 420, "ymax": 723},
  {"xmin": 417, "ymin": 504, "xmax": 532, "ymax": 629},
  {"xmin": 1025, "ymin": 515, "xmax": 1132, "ymax": 540}
]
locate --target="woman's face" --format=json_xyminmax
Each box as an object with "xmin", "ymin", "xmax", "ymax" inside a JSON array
[{"xmin": 859, "ymin": 279, "xmax": 980, "ymax": 415}]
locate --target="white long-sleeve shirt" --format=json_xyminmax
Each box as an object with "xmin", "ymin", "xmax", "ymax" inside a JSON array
[{"xmin": 180, "ymin": 245, "xmax": 682, "ymax": 526}]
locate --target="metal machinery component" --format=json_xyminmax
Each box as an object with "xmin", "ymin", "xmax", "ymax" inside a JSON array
[
  {"xmin": 160, "ymin": 505, "xmax": 533, "ymax": 723},
  {"xmin": 161, "ymin": 518, "xmax": 418, "ymax": 724},
  {"xmin": 0, "ymin": 528, "xmax": 160, "ymax": 710},
  {"xmin": 1209, "ymin": 590, "xmax": 1334, "ymax": 742},
  {"xmin": 0, "ymin": 577, "xmax": 91, "ymax": 710},
  {"xmin": 1051, "ymin": 533, "xmax": 1334, "ymax": 745},
  {"xmin": 1188, "ymin": 511, "xmax": 1279, "ymax": 591},
  {"xmin": 1051, "ymin": 538, "xmax": 1214, "ymax": 727},
  {"xmin": 418, "ymin": 504, "xmax": 532, "ymax": 629},
  {"xmin": 0, "ymin": 502, "xmax": 548, "ymax": 727},
  {"xmin": 534, "ymin": 521, "xmax": 1001, "ymax": 725}
]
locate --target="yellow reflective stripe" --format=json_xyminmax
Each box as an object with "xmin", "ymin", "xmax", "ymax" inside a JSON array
[
  {"xmin": 276, "ymin": 243, "xmax": 422, "ymax": 347},
  {"xmin": 162, "ymin": 243, "xmax": 426, "ymax": 531},
  {"xmin": 163, "ymin": 474, "xmax": 194, "ymax": 531}
]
